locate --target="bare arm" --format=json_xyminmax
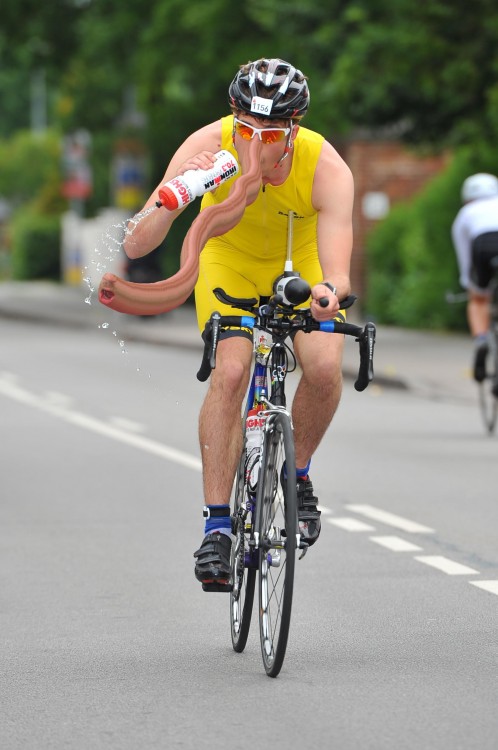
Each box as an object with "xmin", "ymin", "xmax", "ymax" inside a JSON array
[
  {"xmin": 309, "ymin": 140, "xmax": 354, "ymax": 320},
  {"xmin": 123, "ymin": 121, "xmax": 223, "ymax": 259}
]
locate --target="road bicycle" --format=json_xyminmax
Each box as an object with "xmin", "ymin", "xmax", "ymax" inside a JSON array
[
  {"xmin": 446, "ymin": 258, "xmax": 498, "ymax": 435},
  {"xmin": 477, "ymin": 257, "xmax": 498, "ymax": 434},
  {"xmin": 196, "ymin": 264, "xmax": 376, "ymax": 677}
]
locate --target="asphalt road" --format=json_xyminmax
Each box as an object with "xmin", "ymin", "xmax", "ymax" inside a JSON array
[{"xmin": 1, "ymin": 318, "xmax": 497, "ymax": 750}]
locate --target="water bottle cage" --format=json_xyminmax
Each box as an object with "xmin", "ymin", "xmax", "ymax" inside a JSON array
[{"xmin": 245, "ymin": 449, "xmax": 261, "ymax": 493}]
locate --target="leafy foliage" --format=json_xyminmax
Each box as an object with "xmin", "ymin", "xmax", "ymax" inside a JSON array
[
  {"xmin": 327, "ymin": 0, "xmax": 498, "ymax": 145},
  {"xmin": 0, "ymin": 130, "xmax": 64, "ymax": 213},
  {"xmin": 2, "ymin": 0, "xmax": 497, "ymax": 149},
  {"xmin": 366, "ymin": 142, "xmax": 498, "ymax": 330},
  {"xmin": 10, "ymin": 210, "xmax": 61, "ymax": 280}
]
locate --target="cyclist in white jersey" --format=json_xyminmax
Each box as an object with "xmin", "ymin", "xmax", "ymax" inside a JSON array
[{"xmin": 451, "ymin": 173, "xmax": 498, "ymax": 381}]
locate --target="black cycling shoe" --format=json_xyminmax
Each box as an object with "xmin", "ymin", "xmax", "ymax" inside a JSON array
[
  {"xmin": 474, "ymin": 341, "xmax": 489, "ymax": 383},
  {"xmin": 193, "ymin": 533, "xmax": 233, "ymax": 592},
  {"xmin": 296, "ymin": 476, "xmax": 321, "ymax": 546}
]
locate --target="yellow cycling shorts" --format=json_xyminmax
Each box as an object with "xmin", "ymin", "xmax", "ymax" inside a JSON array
[{"xmin": 194, "ymin": 237, "xmax": 345, "ymax": 336}]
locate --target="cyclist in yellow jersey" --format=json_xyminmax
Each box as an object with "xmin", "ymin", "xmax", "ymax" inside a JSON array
[{"xmin": 124, "ymin": 58, "xmax": 354, "ymax": 590}]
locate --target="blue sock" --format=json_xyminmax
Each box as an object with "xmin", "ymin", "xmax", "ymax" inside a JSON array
[
  {"xmin": 204, "ymin": 504, "xmax": 231, "ymax": 535},
  {"xmin": 283, "ymin": 460, "xmax": 311, "ymax": 480},
  {"xmin": 296, "ymin": 460, "xmax": 311, "ymax": 479}
]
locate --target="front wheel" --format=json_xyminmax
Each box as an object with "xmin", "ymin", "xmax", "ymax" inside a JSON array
[
  {"xmin": 256, "ymin": 412, "xmax": 297, "ymax": 678},
  {"xmin": 230, "ymin": 452, "xmax": 257, "ymax": 653}
]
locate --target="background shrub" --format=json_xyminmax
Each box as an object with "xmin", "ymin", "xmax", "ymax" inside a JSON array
[
  {"xmin": 10, "ymin": 210, "xmax": 61, "ymax": 280},
  {"xmin": 365, "ymin": 143, "xmax": 498, "ymax": 330}
]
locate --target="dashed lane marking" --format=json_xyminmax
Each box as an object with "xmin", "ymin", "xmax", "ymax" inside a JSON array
[
  {"xmin": 346, "ymin": 504, "xmax": 435, "ymax": 534},
  {"xmin": 414, "ymin": 556, "xmax": 479, "ymax": 576},
  {"xmin": 370, "ymin": 535, "xmax": 423, "ymax": 552},
  {"xmin": 469, "ymin": 581, "xmax": 498, "ymax": 596},
  {"xmin": 326, "ymin": 517, "xmax": 375, "ymax": 532},
  {"xmin": 327, "ymin": 501, "xmax": 496, "ymax": 601}
]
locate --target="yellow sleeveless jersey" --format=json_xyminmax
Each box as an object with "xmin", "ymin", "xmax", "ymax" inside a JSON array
[
  {"xmin": 200, "ymin": 115, "xmax": 324, "ymax": 260},
  {"xmin": 195, "ymin": 115, "xmax": 326, "ymax": 330}
]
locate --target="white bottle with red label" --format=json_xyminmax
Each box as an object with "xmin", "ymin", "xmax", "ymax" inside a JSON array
[
  {"xmin": 245, "ymin": 403, "xmax": 265, "ymax": 494},
  {"xmin": 157, "ymin": 150, "xmax": 239, "ymax": 211}
]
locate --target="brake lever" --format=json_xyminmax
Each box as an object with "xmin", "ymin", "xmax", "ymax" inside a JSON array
[
  {"xmin": 196, "ymin": 312, "xmax": 221, "ymax": 382},
  {"xmin": 354, "ymin": 322, "xmax": 376, "ymax": 391}
]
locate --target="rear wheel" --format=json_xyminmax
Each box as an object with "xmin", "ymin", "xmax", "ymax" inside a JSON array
[
  {"xmin": 256, "ymin": 412, "xmax": 297, "ymax": 678},
  {"xmin": 478, "ymin": 334, "xmax": 498, "ymax": 434}
]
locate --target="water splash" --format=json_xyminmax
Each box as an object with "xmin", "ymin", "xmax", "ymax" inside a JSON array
[
  {"xmin": 84, "ymin": 205, "xmax": 159, "ymax": 311},
  {"xmin": 123, "ymin": 205, "xmax": 158, "ymax": 238},
  {"xmin": 83, "ymin": 205, "xmax": 165, "ymax": 389}
]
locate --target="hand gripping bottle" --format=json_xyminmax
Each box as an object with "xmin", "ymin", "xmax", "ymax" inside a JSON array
[
  {"xmin": 156, "ymin": 150, "xmax": 239, "ymax": 210},
  {"xmin": 245, "ymin": 403, "xmax": 265, "ymax": 494}
]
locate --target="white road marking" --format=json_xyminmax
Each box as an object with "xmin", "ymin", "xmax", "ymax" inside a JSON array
[
  {"xmin": 0, "ymin": 377, "xmax": 202, "ymax": 472},
  {"xmin": 415, "ymin": 556, "xmax": 479, "ymax": 576},
  {"xmin": 346, "ymin": 504, "xmax": 435, "ymax": 534},
  {"xmin": 327, "ymin": 517, "xmax": 375, "ymax": 532},
  {"xmin": 108, "ymin": 416, "xmax": 145, "ymax": 433},
  {"xmin": 370, "ymin": 535, "xmax": 423, "ymax": 552},
  {"xmin": 0, "ymin": 370, "xmax": 19, "ymax": 382},
  {"xmin": 469, "ymin": 580, "xmax": 498, "ymax": 596},
  {"xmin": 44, "ymin": 391, "xmax": 74, "ymax": 407}
]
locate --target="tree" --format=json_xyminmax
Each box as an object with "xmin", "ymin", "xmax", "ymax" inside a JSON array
[{"xmin": 326, "ymin": 0, "xmax": 498, "ymax": 145}]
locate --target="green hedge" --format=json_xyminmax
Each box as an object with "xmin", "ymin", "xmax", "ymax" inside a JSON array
[
  {"xmin": 10, "ymin": 210, "xmax": 61, "ymax": 281},
  {"xmin": 365, "ymin": 144, "xmax": 498, "ymax": 330}
]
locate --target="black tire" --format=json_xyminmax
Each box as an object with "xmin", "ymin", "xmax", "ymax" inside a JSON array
[
  {"xmin": 478, "ymin": 336, "xmax": 498, "ymax": 434},
  {"xmin": 256, "ymin": 412, "xmax": 297, "ymax": 677},
  {"xmin": 230, "ymin": 452, "xmax": 257, "ymax": 653}
]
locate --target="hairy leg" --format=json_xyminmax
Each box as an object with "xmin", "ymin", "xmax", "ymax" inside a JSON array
[
  {"xmin": 198, "ymin": 336, "xmax": 253, "ymax": 505},
  {"xmin": 291, "ymin": 331, "xmax": 344, "ymax": 468},
  {"xmin": 467, "ymin": 291, "xmax": 490, "ymax": 337}
]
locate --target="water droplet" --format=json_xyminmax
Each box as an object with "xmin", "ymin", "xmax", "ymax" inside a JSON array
[
  {"xmin": 101, "ymin": 322, "xmax": 109, "ymax": 329},
  {"xmin": 84, "ymin": 296, "xmax": 92, "ymax": 305}
]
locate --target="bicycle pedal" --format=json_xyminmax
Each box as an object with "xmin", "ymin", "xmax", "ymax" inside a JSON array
[{"xmin": 201, "ymin": 580, "xmax": 233, "ymax": 593}]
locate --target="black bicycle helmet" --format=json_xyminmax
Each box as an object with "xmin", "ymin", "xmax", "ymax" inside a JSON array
[{"xmin": 228, "ymin": 58, "xmax": 309, "ymax": 120}]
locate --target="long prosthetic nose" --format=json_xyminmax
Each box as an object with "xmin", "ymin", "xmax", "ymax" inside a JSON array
[{"xmin": 98, "ymin": 139, "xmax": 263, "ymax": 316}]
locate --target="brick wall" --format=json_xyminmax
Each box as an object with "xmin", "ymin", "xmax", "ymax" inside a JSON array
[{"xmin": 342, "ymin": 140, "xmax": 449, "ymax": 303}]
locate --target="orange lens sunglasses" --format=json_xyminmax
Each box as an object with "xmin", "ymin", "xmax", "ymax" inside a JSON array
[{"xmin": 233, "ymin": 117, "xmax": 291, "ymax": 144}]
